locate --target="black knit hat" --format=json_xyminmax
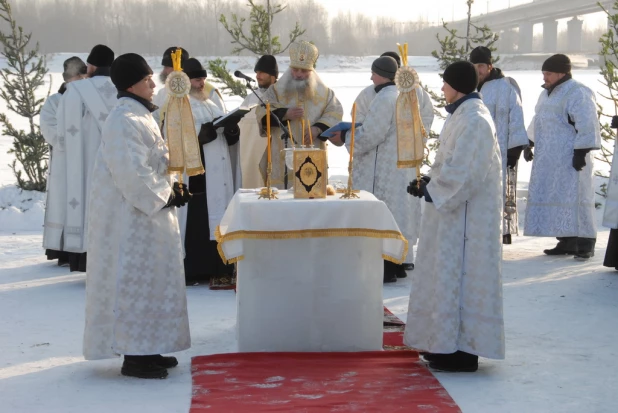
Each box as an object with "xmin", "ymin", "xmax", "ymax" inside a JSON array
[
  {"xmin": 62, "ymin": 56, "xmax": 87, "ymax": 81},
  {"xmin": 380, "ymin": 51, "xmax": 401, "ymax": 68},
  {"xmin": 443, "ymin": 61, "xmax": 478, "ymax": 94},
  {"xmin": 87, "ymin": 44, "xmax": 115, "ymax": 67},
  {"xmin": 183, "ymin": 58, "xmax": 207, "ymax": 79},
  {"xmin": 254, "ymin": 55, "xmax": 278, "ymax": 78},
  {"xmin": 542, "ymin": 54, "xmax": 571, "ymax": 74},
  {"xmin": 161, "ymin": 46, "xmax": 190, "ymax": 67},
  {"xmin": 469, "ymin": 46, "xmax": 492, "ymax": 65},
  {"xmin": 110, "ymin": 53, "xmax": 153, "ymax": 91},
  {"xmin": 371, "ymin": 56, "xmax": 398, "ymax": 80}
]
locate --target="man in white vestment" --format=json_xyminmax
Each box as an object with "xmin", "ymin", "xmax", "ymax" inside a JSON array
[
  {"xmin": 41, "ymin": 56, "xmax": 87, "ymax": 266},
  {"xmin": 470, "ymin": 46, "xmax": 529, "ymax": 245},
  {"xmin": 55, "ymin": 44, "xmax": 117, "ymax": 272},
  {"xmin": 183, "ymin": 58, "xmax": 241, "ymax": 289},
  {"xmin": 405, "ymin": 61, "xmax": 504, "ymax": 372},
  {"xmin": 153, "ymin": 47, "xmax": 225, "ymax": 125},
  {"xmin": 524, "ymin": 54, "xmax": 601, "ymax": 260},
  {"xmin": 238, "ymin": 55, "xmax": 278, "ymax": 188},
  {"xmin": 84, "ymin": 53, "xmax": 191, "ymax": 379},
  {"xmin": 328, "ymin": 56, "xmax": 431, "ymax": 282},
  {"xmin": 603, "ymin": 116, "xmax": 618, "ymax": 270},
  {"xmin": 257, "ymin": 41, "xmax": 343, "ymax": 188}
]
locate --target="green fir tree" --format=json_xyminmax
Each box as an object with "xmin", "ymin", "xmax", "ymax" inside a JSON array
[
  {"xmin": 0, "ymin": 0, "xmax": 49, "ymax": 191},
  {"xmin": 596, "ymin": 1, "xmax": 618, "ymax": 197},
  {"xmin": 210, "ymin": 0, "xmax": 306, "ymax": 98}
]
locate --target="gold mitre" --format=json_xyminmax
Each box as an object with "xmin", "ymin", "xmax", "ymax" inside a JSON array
[{"xmin": 289, "ymin": 41, "xmax": 318, "ymax": 71}]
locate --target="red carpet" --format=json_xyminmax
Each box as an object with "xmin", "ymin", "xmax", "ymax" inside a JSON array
[{"xmin": 190, "ymin": 308, "xmax": 461, "ymax": 412}]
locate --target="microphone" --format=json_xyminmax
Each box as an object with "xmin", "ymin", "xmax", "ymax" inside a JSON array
[{"xmin": 234, "ymin": 70, "xmax": 255, "ymax": 83}]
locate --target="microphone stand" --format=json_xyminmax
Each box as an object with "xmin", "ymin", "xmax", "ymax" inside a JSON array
[{"xmin": 244, "ymin": 80, "xmax": 291, "ymax": 189}]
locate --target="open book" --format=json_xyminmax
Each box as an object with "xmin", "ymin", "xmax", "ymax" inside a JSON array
[
  {"xmin": 320, "ymin": 122, "xmax": 362, "ymax": 138},
  {"xmin": 213, "ymin": 103, "xmax": 258, "ymax": 127}
]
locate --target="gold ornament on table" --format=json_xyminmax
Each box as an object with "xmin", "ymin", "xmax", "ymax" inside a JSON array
[
  {"xmin": 259, "ymin": 102, "xmax": 278, "ymax": 199},
  {"xmin": 293, "ymin": 147, "xmax": 327, "ymax": 199},
  {"xmin": 160, "ymin": 49, "xmax": 204, "ymax": 188},
  {"xmin": 395, "ymin": 42, "xmax": 427, "ymax": 188},
  {"xmin": 338, "ymin": 103, "xmax": 360, "ymax": 199}
]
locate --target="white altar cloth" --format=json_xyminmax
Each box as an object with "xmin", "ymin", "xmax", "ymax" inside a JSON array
[{"xmin": 216, "ymin": 190, "xmax": 408, "ymax": 352}]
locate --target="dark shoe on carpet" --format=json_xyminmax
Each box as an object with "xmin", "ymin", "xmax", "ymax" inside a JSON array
[
  {"xmin": 152, "ymin": 354, "xmax": 178, "ymax": 369},
  {"xmin": 402, "ymin": 263, "xmax": 415, "ymax": 271},
  {"xmin": 121, "ymin": 357, "xmax": 168, "ymax": 379},
  {"xmin": 574, "ymin": 251, "xmax": 594, "ymax": 261},
  {"xmin": 428, "ymin": 351, "xmax": 478, "ymax": 372},
  {"xmin": 543, "ymin": 247, "xmax": 576, "ymax": 256}
]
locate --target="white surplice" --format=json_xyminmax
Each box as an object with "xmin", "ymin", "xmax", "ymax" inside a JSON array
[
  {"xmin": 84, "ymin": 97, "xmax": 190, "ymax": 360},
  {"xmin": 404, "ymin": 96, "xmax": 505, "ymax": 359},
  {"xmin": 189, "ymin": 96, "xmax": 241, "ymax": 240},
  {"xmin": 524, "ymin": 79, "xmax": 601, "ymax": 238},
  {"xmin": 56, "ymin": 76, "xmax": 118, "ymax": 253}
]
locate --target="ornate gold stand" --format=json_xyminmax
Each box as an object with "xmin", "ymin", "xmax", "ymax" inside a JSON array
[
  {"xmin": 258, "ymin": 164, "xmax": 278, "ymax": 199},
  {"xmin": 338, "ymin": 161, "xmax": 360, "ymax": 199}
]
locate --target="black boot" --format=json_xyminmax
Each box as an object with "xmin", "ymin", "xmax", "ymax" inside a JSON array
[
  {"xmin": 152, "ymin": 354, "xmax": 178, "ymax": 369},
  {"xmin": 574, "ymin": 237, "xmax": 596, "ymax": 261},
  {"xmin": 402, "ymin": 263, "xmax": 415, "ymax": 271},
  {"xmin": 396, "ymin": 264, "xmax": 408, "ymax": 278},
  {"xmin": 544, "ymin": 237, "xmax": 577, "ymax": 255},
  {"xmin": 383, "ymin": 260, "xmax": 397, "ymax": 283},
  {"xmin": 122, "ymin": 355, "xmax": 168, "ymax": 379},
  {"xmin": 428, "ymin": 351, "xmax": 478, "ymax": 372}
]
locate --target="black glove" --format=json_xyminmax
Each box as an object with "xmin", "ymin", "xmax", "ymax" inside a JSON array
[
  {"xmin": 572, "ymin": 149, "xmax": 589, "ymax": 171},
  {"xmin": 223, "ymin": 124, "xmax": 240, "ymax": 146},
  {"xmin": 523, "ymin": 147, "xmax": 533, "ymax": 162},
  {"xmin": 407, "ymin": 176, "xmax": 431, "ymax": 198},
  {"xmin": 198, "ymin": 122, "xmax": 217, "ymax": 145},
  {"xmin": 164, "ymin": 182, "xmax": 192, "ymax": 208},
  {"xmin": 506, "ymin": 145, "xmax": 525, "ymax": 168},
  {"xmin": 611, "ymin": 115, "xmax": 618, "ymax": 129}
]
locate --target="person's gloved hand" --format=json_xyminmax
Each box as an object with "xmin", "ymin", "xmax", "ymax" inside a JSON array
[
  {"xmin": 223, "ymin": 124, "xmax": 240, "ymax": 146},
  {"xmin": 611, "ymin": 115, "xmax": 618, "ymax": 129},
  {"xmin": 523, "ymin": 147, "xmax": 534, "ymax": 162},
  {"xmin": 163, "ymin": 182, "xmax": 192, "ymax": 208},
  {"xmin": 407, "ymin": 176, "xmax": 430, "ymax": 198},
  {"xmin": 175, "ymin": 182, "xmax": 192, "ymax": 204},
  {"xmin": 572, "ymin": 151, "xmax": 587, "ymax": 171},
  {"xmin": 198, "ymin": 122, "xmax": 217, "ymax": 145}
]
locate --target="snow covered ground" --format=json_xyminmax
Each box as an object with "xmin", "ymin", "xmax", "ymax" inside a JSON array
[{"xmin": 0, "ymin": 54, "xmax": 617, "ymax": 412}]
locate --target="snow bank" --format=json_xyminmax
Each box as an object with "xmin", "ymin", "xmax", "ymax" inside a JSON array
[{"xmin": 0, "ymin": 185, "xmax": 46, "ymax": 232}]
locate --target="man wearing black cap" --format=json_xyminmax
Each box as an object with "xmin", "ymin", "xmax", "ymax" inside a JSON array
[
  {"xmin": 524, "ymin": 54, "xmax": 601, "ymax": 260},
  {"xmin": 55, "ymin": 44, "xmax": 117, "ymax": 272},
  {"xmin": 469, "ymin": 46, "xmax": 528, "ymax": 244},
  {"xmin": 238, "ymin": 55, "xmax": 279, "ymax": 188},
  {"xmin": 84, "ymin": 53, "xmax": 191, "ymax": 379},
  {"xmin": 41, "ymin": 56, "xmax": 87, "ymax": 267},
  {"xmin": 404, "ymin": 61, "xmax": 504, "ymax": 372},
  {"xmin": 328, "ymin": 56, "xmax": 424, "ymax": 282},
  {"xmin": 353, "ymin": 51, "xmax": 433, "ymax": 125},
  {"xmin": 183, "ymin": 58, "xmax": 241, "ymax": 289}
]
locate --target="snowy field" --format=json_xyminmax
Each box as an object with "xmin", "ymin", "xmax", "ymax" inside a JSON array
[{"xmin": 0, "ymin": 54, "xmax": 617, "ymax": 412}]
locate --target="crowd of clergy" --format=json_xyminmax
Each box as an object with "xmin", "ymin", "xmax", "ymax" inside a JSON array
[{"xmin": 38, "ymin": 40, "xmax": 618, "ymax": 378}]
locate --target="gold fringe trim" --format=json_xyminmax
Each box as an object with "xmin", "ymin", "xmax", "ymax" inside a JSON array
[
  {"xmin": 215, "ymin": 226, "xmax": 409, "ymax": 265},
  {"xmin": 397, "ymin": 160, "xmax": 423, "ymax": 168}
]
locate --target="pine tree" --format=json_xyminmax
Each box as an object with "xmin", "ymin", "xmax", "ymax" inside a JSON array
[
  {"xmin": 209, "ymin": 0, "xmax": 306, "ymax": 98},
  {"xmin": 423, "ymin": 0, "xmax": 499, "ymax": 163},
  {"xmin": 0, "ymin": 0, "xmax": 49, "ymax": 192},
  {"xmin": 597, "ymin": 1, "xmax": 618, "ymax": 197}
]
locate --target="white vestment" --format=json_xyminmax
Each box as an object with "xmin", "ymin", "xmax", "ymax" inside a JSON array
[
  {"xmin": 478, "ymin": 76, "xmax": 529, "ymax": 186},
  {"xmin": 40, "ymin": 93, "xmax": 66, "ymax": 251},
  {"xmin": 239, "ymin": 89, "xmax": 267, "ymax": 188},
  {"xmin": 345, "ymin": 85, "xmax": 427, "ymax": 258},
  {"xmin": 404, "ymin": 96, "xmax": 505, "ymax": 359},
  {"xmin": 603, "ymin": 135, "xmax": 618, "ymax": 228},
  {"xmin": 84, "ymin": 97, "xmax": 190, "ymax": 360},
  {"xmin": 524, "ymin": 79, "xmax": 601, "ymax": 238},
  {"xmin": 56, "ymin": 76, "xmax": 118, "ymax": 253},
  {"xmin": 353, "ymin": 83, "xmax": 434, "ymax": 127},
  {"xmin": 189, "ymin": 96, "xmax": 241, "ymax": 240}
]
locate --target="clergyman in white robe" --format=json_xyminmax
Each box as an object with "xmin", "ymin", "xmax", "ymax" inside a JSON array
[
  {"xmin": 404, "ymin": 91, "xmax": 505, "ymax": 364},
  {"xmin": 55, "ymin": 74, "xmax": 118, "ymax": 270}
]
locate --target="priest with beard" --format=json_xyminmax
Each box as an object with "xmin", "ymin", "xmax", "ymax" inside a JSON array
[
  {"xmin": 257, "ymin": 41, "xmax": 343, "ymax": 187},
  {"xmin": 40, "ymin": 56, "xmax": 87, "ymax": 266},
  {"xmin": 183, "ymin": 58, "xmax": 241, "ymax": 288},
  {"xmin": 238, "ymin": 55, "xmax": 278, "ymax": 188}
]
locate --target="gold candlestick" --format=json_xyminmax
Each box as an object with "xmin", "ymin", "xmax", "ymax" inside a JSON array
[
  {"xmin": 340, "ymin": 103, "xmax": 360, "ymax": 199},
  {"xmin": 259, "ymin": 103, "xmax": 277, "ymax": 199}
]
